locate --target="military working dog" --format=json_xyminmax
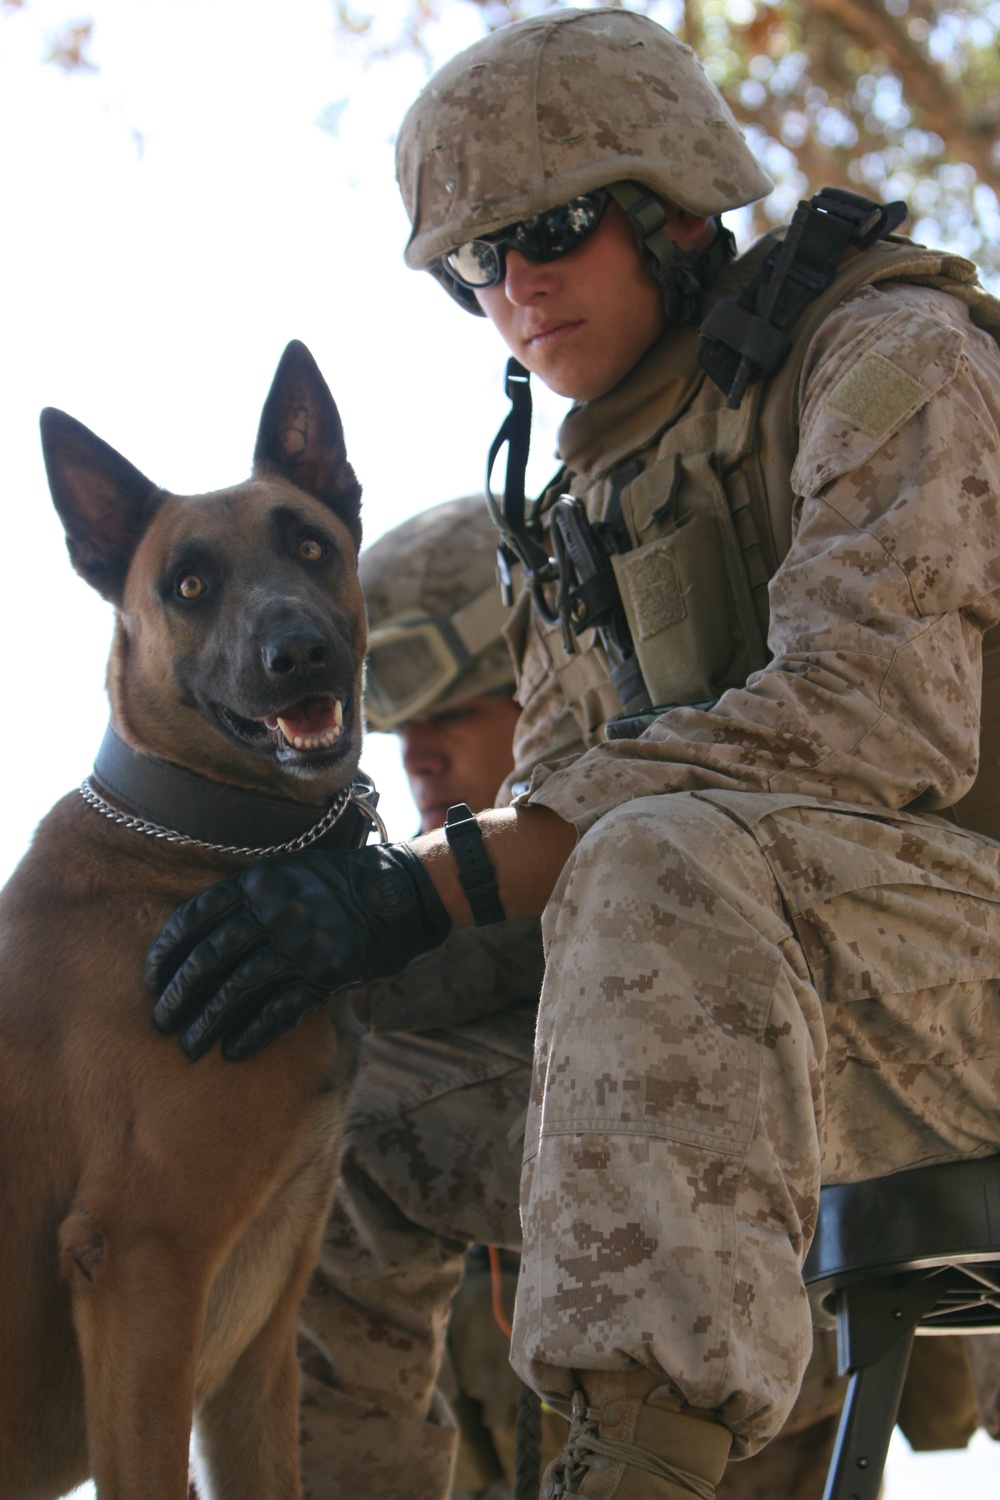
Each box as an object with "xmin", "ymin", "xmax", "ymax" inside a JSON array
[{"xmin": 0, "ymin": 341, "xmax": 371, "ymax": 1499}]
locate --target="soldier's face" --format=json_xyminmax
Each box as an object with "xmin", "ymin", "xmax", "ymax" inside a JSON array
[
  {"xmin": 396, "ymin": 692, "xmax": 521, "ymax": 834},
  {"xmin": 474, "ymin": 200, "xmax": 667, "ymax": 401}
]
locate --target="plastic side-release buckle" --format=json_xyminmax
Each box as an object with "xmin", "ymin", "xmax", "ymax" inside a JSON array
[{"xmin": 813, "ymin": 188, "xmax": 908, "ymax": 249}]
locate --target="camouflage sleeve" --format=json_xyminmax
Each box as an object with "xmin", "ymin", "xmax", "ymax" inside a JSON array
[
  {"xmin": 522, "ymin": 281, "xmax": 1000, "ymax": 835},
  {"xmin": 355, "ymin": 915, "xmax": 545, "ymax": 1033}
]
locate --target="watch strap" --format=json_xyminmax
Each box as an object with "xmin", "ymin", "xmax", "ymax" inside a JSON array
[{"xmin": 443, "ymin": 803, "xmax": 505, "ymax": 927}]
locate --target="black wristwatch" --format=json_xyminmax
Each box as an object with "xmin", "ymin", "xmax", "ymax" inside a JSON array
[{"xmin": 443, "ymin": 803, "xmax": 506, "ymax": 927}]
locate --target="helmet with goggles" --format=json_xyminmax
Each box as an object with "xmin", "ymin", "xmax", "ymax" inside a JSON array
[
  {"xmin": 360, "ymin": 495, "xmax": 516, "ymax": 732},
  {"xmin": 395, "ymin": 6, "xmax": 773, "ymax": 315}
]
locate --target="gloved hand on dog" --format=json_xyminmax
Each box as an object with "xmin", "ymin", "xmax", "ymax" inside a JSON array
[{"xmin": 145, "ymin": 844, "xmax": 451, "ymax": 1061}]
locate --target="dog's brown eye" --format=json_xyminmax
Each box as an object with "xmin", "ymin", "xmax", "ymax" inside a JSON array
[
  {"xmin": 177, "ymin": 573, "xmax": 205, "ymax": 600},
  {"xmin": 298, "ymin": 538, "xmax": 325, "ymax": 562}
]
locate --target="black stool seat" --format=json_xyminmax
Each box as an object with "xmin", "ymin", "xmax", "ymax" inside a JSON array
[{"xmin": 803, "ymin": 1152, "xmax": 1000, "ymax": 1499}]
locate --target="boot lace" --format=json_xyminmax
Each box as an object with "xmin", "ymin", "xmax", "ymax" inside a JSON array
[{"xmin": 544, "ymin": 1392, "xmax": 716, "ymax": 1499}]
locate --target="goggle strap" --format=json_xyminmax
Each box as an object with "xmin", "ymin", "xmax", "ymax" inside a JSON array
[
  {"xmin": 449, "ymin": 577, "xmax": 515, "ymax": 657},
  {"xmin": 364, "ymin": 574, "xmax": 514, "ymax": 730},
  {"xmin": 367, "ymin": 580, "xmax": 510, "ymax": 664}
]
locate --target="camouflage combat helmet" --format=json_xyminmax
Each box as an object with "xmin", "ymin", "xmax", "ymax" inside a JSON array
[
  {"xmin": 396, "ymin": 7, "xmax": 772, "ymax": 314},
  {"xmin": 360, "ymin": 495, "xmax": 516, "ymax": 731}
]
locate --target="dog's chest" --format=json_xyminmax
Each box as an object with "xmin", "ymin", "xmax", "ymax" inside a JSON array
[{"xmin": 194, "ymin": 1078, "xmax": 346, "ymax": 1404}]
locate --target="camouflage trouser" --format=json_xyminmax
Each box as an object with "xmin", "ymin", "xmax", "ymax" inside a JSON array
[
  {"xmin": 514, "ymin": 790, "xmax": 1000, "ymax": 1455},
  {"xmin": 298, "ymin": 790, "xmax": 1000, "ymax": 1493},
  {"xmin": 295, "ymin": 1011, "xmax": 851, "ymax": 1500},
  {"xmin": 298, "ymin": 1006, "xmax": 533, "ymax": 1500}
]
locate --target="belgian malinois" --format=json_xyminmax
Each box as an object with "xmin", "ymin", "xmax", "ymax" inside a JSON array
[{"xmin": 0, "ymin": 341, "xmax": 373, "ymax": 1498}]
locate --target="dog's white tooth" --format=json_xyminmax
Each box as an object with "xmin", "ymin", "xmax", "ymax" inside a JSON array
[
  {"xmin": 278, "ymin": 720, "xmax": 346, "ymax": 753},
  {"xmin": 333, "ymin": 699, "xmax": 344, "ymax": 729}
]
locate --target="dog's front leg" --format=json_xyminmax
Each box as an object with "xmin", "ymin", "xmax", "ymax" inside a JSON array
[
  {"xmin": 192, "ymin": 1257, "xmax": 310, "ymax": 1500},
  {"xmin": 61, "ymin": 1209, "xmax": 205, "ymax": 1500}
]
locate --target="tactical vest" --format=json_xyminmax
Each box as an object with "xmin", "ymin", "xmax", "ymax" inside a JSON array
[{"xmin": 529, "ymin": 225, "xmax": 1000, "ymax": 839}]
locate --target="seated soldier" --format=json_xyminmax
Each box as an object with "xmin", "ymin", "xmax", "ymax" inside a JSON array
[
  {"xmin": 150, "ymin": 11, "xmax": 1000, "ymax": 1497},
  {"xmin": 297, "ymin": 490, "xmax": 982, "ymax": 1500}
]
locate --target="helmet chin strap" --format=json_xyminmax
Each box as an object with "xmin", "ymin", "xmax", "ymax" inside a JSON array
[{"xmin": 608, "ymin": 181, "xmax": 735, "ymax": 325}]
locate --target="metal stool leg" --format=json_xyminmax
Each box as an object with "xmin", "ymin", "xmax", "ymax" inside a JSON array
[
  {"xmin": 823, "ymin": 1330, "xmax": 913, "ymax": 1500},
  {"xmin": 822, "ymin": 1274, "xmax": 944, "ymax": 1500}
]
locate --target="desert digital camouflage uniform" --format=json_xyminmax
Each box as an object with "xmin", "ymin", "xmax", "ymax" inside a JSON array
[
  {"xmin": 294, "ymin": 491, "xmax": 864, "ymax": 1499},
  {"xmin": 501, "ymin": 272, "xmax": 1000, "ymax": 1459},
  {"xmin": 299, "ymin": 9, "xmax": 1000, "ymax": 1496},
  {"xmin": 296, "ymin": 283, "xmax": 1000, "ymax": 1500},
  {"xmin": 292, "ymin": 501, "xmax": 872, "ymax": 1499}
]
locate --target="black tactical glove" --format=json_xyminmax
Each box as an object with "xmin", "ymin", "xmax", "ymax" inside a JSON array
[{"xmin": 145, "ymin": 843, "xmax": 451, "ymax": 1061}]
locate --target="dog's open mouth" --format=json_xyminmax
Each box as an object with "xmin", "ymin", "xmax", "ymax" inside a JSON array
[
  {"xmin": 262, "ymin": 696, "xmax": 347, "ymax": 752},
  {"xmin": 216, "ymin": 694, "xmax": 353, "ymax": 762}
]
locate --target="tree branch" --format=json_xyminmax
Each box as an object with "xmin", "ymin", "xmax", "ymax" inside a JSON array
[{"xmin": 804, "ymin": 0, "xmax": 1000, "ymax": 189}]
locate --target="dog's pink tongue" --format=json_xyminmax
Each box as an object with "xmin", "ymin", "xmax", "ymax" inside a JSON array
[{"xmin": 263, "ymin": 696, "xmax": 344, "ymax": 746}]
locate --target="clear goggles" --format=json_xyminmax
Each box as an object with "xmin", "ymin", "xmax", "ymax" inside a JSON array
[
  {"xmin": 441, "ymin": 190, "xmax": 611, "ymax": 290},
  {"xmin": 364, "ymin": 581, "xmax": 512, "ymax": 732}
]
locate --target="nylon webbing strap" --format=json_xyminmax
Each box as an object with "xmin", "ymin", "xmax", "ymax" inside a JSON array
[
  {"xmin": 444, "ymin": 802, "xmax": 505, "ymax": 926},
  {"xmin": 485, "ymin": 357, "xmax": 549, "ymax": 599},
  {"xmin": 698, "ymin": 188, "xmax": 908, "ymax": 409}
]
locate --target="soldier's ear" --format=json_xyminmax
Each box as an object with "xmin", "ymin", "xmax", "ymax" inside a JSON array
[{"xmin": 662, "ymin": 204, "xmax": 713, "ymax": 252}]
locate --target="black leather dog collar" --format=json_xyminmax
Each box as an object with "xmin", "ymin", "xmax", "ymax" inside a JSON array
[{"xmin": 88, "ymin": 723, "xmax": 378, "ymax": 855}]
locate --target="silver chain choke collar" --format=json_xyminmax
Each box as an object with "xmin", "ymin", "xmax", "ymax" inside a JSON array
[{"xmin": 78, "ymin": 777, "xmax": 387, "ymax": 859}]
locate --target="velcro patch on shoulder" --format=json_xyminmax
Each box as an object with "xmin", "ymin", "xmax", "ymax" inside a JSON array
[
  {"xmin": 822, "ymin": 350, "xmax": 926, "ymax": 439},
  {"xmin": 791, "ymin": 296, "xmax": 965, "ymax": 499}
]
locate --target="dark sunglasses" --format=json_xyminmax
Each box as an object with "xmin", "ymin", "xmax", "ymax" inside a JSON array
[{"xmin": 441, "ymin": 190, "xmax": 611, "ymax": 290}]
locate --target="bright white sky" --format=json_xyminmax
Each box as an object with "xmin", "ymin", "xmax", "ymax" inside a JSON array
[
  {"xmin": 3, "ymin": 1, "xmax": 997, "ymax": 1492},
  {"xmin": 0, "ymin": 0, "xmax": 569, "ymax": 871}
]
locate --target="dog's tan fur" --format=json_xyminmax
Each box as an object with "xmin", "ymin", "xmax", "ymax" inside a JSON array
[{"xmin": 0, "ymin": 343, "xmax": 368, "ymax": 1499}]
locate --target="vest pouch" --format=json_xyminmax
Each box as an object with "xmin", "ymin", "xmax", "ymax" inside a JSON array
[
  {"xmin": 618, "ymin": 454, "xmax": 682, "ymax": 545},
  {"xmin": 611, "ymin": 514, "xmax": 732, "ymax": 706},
  {"xmin": 534, "ymin": 613, "xmax": 624, "ymax": 746}
]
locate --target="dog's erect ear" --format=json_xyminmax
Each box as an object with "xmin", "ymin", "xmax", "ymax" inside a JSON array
[
  {"xmin": 253, "ymin": 340, "xmax": 362, "ymax": 549},
  {"xmin": 40, "ymin": 408, "xmax": 163, "ymax": 604}
]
